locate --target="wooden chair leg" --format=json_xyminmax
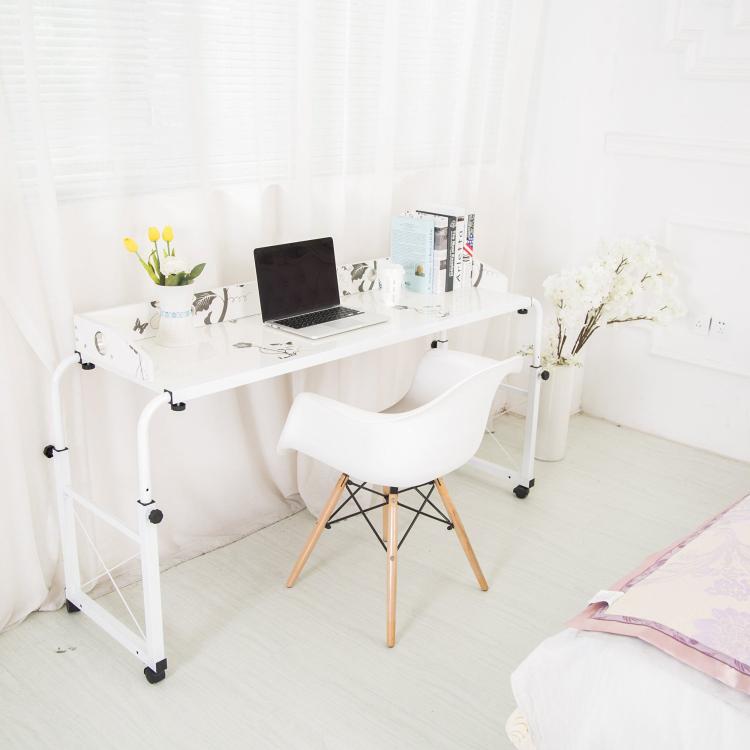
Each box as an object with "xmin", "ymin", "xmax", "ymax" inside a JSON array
[
  {"xmin": 286, "ymin": 474, "xmax": 348, "ymax": 588},
  {"xmin": 386, "ymin": 487, "xmax": 399, "ymax": 647},
  {"xmin": 434, "ymin": 477, "xmax": 489, "ymax": 591},
  {"xmin": 382, "ymin": 486, "xmax": 389, "ymax": 542}
]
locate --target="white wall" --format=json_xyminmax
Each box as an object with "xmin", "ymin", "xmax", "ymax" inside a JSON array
[{"xmin": 513, "ymin": 0, "xmax": 750, "ymax": 462}]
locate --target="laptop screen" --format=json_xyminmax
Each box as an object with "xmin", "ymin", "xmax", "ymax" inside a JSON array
[{"xmin": 254, "ymin": 237, "xmax": 341, "ymax": 322}]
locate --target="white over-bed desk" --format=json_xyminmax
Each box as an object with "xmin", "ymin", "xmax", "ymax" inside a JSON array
[{"xmin": 47, "ymin": 285, "xmax": 544, "ymax": 683}]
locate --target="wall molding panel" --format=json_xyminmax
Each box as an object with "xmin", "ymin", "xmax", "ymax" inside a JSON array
[
  {"xmin": 604, "ymin": 132, "xmax": 750, "ymax": 166},
  {"xmin": 665, "ymin": 0, "xmax": 750, "ymax": 80},
  {"xmin": 651, "ymin": 216, "xmax": 750, "ymax": 377},
  {"xmin": 733, "ymin": 0, "xmax": 750, "ymax": 29}
]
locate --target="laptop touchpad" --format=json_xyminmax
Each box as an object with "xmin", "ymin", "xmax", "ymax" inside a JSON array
[{"xmin": 328, "ymin": 318, "xmax": 360, "ymax": 328}]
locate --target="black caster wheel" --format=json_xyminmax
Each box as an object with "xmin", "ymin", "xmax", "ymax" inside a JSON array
[
  {"xmin": 144, "ymin": 666, "xmax": 166, "ymax": 684},
  {"xmin": 65, "ymin": 599, "xmax": 80, "ymax": 613},
  {"xmin": 446, "ymin": 524, "xmax": 454, "ymax": 531},
  {"xmin": 513, "ymin": 485, "xmax": 529, "ymax": 499}
]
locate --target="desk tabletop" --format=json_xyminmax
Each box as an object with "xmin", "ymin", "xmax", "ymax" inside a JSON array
[{"xmin": 80, "ymin": 287, "xmax": 531, "ymax": 402}]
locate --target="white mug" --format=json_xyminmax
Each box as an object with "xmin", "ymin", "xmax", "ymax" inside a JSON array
[{"xmin": 378, "ymin": 263, "xmax": 405, "ymax": 307}]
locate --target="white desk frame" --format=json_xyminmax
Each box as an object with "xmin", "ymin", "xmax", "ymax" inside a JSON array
[{"xmin": 47, "ymin": 287, "xmax": 543, "ymax": 683}]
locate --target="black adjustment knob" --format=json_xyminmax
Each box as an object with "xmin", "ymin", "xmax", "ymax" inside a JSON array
[
  {"xmin": 148, "ymin": 509, "xmax": 164, "ymax": 524},
  {"xmin": 43, "ymin": 444, "xmax": 55, "ymax": 458},
  {"xmin": 170, "ymin": 402, "xmax": 186, "ymax": 412},
  {"xmin": 541, "ymin": 370, "xmax": 550, "ymax": 381},
  {"xmin": 81, "ymin": 362, "xmax": 95, "ymax": 370}
]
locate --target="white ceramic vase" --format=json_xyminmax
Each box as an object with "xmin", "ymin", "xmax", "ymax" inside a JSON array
[
  {"xmin": 535, "ymin": 364, "xmax": 578, "ymax": 462},
  {"xmin": 155, "ymin": 284, "xmax": 195, "ymax": 347}
]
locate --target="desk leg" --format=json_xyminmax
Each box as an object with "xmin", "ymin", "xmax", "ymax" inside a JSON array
[
  {"xmin": 515, "ymin": 298, "xmax": 543, "ymax": 498},
  {"xmin": 136, "ymin": 392, "xmax": 171, "ymax": 683},
  {"xmin": 50, "ymin": 355, "xmax": 85, "ymax": 611},
  {"xmin": 48, "ymin": 360, "xmax": 171, "ymax": 684},
  {"xmin": 461, "ymin": 298, "xmax": 544, "ymax": 498}
]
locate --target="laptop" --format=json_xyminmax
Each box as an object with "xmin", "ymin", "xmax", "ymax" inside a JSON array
[{"xmin": 253, "ymin": 237, "xmax": 388, "ymax": 339}]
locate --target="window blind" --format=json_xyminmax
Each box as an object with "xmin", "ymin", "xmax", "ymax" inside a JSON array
[{"xmin": 0, "ymin": 0, "xmax": 514, "ymax": 199}]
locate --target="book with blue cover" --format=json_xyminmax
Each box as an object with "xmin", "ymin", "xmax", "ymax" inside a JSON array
[{"xmin": 390, "ymin": 215, "xmax": 434, "ymax": 293}]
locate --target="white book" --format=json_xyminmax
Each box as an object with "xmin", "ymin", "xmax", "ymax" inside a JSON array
[
  {"xmin": 454, "ymin": 216, "xmax": 465, "ymax": 289},
  {"xmin": 462, "ymin": 212, "xmax": 476, "ymax": 288}
]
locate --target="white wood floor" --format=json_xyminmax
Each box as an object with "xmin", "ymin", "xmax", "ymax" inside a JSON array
[{"xmin": 2, "ymin": 414, "xmax": 749, "ymax": 750}]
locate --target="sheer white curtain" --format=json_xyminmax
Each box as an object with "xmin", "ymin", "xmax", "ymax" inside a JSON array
[{"xmin": 0, "ymin": 0, "xmax": 543, "ymax": 631}]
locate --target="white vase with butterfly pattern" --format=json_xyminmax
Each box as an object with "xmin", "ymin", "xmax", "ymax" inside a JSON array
[{"xmin": 156, "ymin": 284, "xmax": 195, "ymax": 347}]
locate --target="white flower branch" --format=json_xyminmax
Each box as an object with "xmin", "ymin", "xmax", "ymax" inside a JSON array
[{"xmin": 537, "ymin": 239, "xmax": 686, "ymax": 368}]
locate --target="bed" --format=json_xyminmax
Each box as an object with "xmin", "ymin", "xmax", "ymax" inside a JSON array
[
  {"xmin": 507, "ymin": 628, "xmax": 750, "ymax": 749},
  {"xmin": 507, "ymin": 493, "xmax": 750, "ymax": 749}
]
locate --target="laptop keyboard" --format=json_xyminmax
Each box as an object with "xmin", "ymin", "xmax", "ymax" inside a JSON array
[{"xmin": 275, "ymin": 306, "xmax": 364, "ymax": 329}]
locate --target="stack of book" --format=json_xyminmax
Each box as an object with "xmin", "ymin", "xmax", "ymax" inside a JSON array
[{"xmin": 389, "ymin": 206, "xmax": 476, "ymax": 294}]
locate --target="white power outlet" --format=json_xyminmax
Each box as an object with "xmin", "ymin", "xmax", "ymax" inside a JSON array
[{"xmin": 713, "ymin": 319, "xmax": 730, "ymax": 337}]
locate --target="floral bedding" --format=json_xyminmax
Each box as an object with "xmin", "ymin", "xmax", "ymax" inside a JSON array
[{"xmin": 571, "ymin": 493, "xmax": 750, "ymax": 693}]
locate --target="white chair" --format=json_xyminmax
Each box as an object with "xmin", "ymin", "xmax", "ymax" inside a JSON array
[{"xmin": 278, "ymin": 348, "xmax": 523, "ymax": 646}]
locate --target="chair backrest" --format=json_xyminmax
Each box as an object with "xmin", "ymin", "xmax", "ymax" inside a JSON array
[
  {"xmin": 380, "ymin": 350, "xmax": 523, "ymax": 486},
  {"xmin": 277, "ymin": 349, "xmax": 523, "ymax": 489}
]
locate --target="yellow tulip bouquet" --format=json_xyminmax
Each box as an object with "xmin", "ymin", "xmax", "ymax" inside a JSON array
[{"xmin": 123, "ymin": 226, "xmax": 206, "ymax": 286}]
